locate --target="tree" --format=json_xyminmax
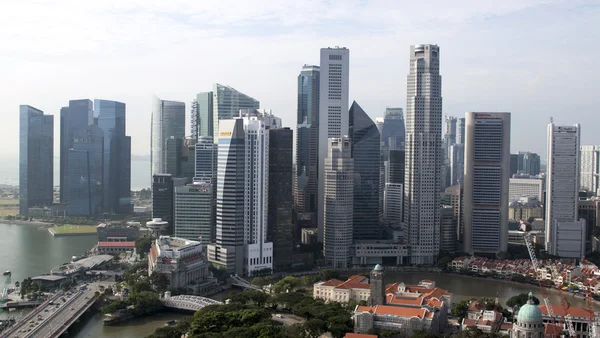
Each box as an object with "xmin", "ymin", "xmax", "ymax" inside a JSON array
[
  {"xmin": 506, "ymin": 293, "xmax": 540, "ymax": 309},
  {"xmin": 208, "ymin": 265, "xmax": 229, "ymax": 282},
  {"xmin": 149, "ymin": 271, "xmax": 170, "ymax": 294},
  {"xmin": 135, "ymin": 237, "xmax": 153, "ymax": 258},
  {"xmin": 272, "ymin": 276, "xmax": 301, "ymax": 294},
  {"xmin": 303, "ymin": 318, "xmax": 327, "ymax": 337},
  {"xmin": 318, "ymin": 269, "xmax": 340, "ymax": 281},
  {"xmin": 102, "ymin": 300, "xmax": 128, "ymax": 314},
  {"xmin": 14, "ymin": 281, "xmax": 20, "ymax": 289},
  {"xmin": 451, "ymin": 300, "xmax": 469, "ymax": 320},
  {"xmin": 511, "ymin": 274, "xmax": 526, "ymax": 283}
]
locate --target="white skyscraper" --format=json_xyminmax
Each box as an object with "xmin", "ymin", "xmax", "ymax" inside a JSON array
[
  {"xmin": 403, "ymin": 44, "xmax": 442, "ymax": 265},
  {"xmin": 546, "ymin": 123, "xmax": 585, "ymax": 258},
  {"xmin": 580, "ymin": 145, "xmax": 600, "ymax": 196},
  {"xmin": 323, "ymin": 137, "xmax": 354, "ymax": 268},
  {"xmin": 463, "ymin": 112, "xmax": 511, "ymax": 255},
  {"xmin": 318, "ymin": 47, "xmax": 349, "ymax": 241}
]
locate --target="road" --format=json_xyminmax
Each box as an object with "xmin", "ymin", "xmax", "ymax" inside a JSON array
[
  {"xmin": 4, "ymin": 288, "xmax": 95, "ymax": 338},
  {"xmin": 271, "ymin": 313, "xmax": 306, "ymax": 326}
]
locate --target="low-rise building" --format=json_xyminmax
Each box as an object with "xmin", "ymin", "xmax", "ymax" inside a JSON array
[
  {"xmin": 97, "ymin": 223, "xmax": 140, "ymax": 242},
  {"xmin": 314, "ymin": 275, "xmax": 371, "ymax": 303},
  {"xmin": 539, "ymin": 305, "xmax": 599, "ymax": 337},
  {"xmin": 148, "ymin": 236, "xmax": 211, "ymax": 290},
  {"xmin": 97, "ymin": 241, "xmax": 136, "ymax": 254},
  {"xmin": 352, "ymin": 240, "xmax": 408, "ymax": 266}
]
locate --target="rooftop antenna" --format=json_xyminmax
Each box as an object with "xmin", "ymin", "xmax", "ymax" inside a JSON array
[{"xmin": 550, "ymin": 116, "xmax": 554, "ymax": 124}]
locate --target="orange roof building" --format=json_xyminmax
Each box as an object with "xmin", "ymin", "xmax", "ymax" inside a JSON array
[{"xmin": 354, "ymin": 304, "xmax": 447, "ymax": 336}]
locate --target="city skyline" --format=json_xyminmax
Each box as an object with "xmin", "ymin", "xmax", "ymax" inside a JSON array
[{"xmin": 2, "ymin": 1, "xmax": 599, "ymax": 180}]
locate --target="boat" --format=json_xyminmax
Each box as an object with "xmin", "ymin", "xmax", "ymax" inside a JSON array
[
  {"xmin": 165, "ymin": 320, "xmax": 177, "ymax": 327},
  {"xmin": 2, "ymin": 271, "xmax": 10, "ymax": 276}
]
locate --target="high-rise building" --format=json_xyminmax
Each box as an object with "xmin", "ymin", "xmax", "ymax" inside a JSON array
[
  {"xmin": 208, "ymin": 119, "xmax": 245, "ymax": 274},
  {"xmin": 384, "ymin": 183, "xmax": 403, "ymax": 225},
  {"xmin": 388, "ymin": 149, "xmax": 405, "ymax": 185},
  {"xmin": 517, "ymin": 151, "xmax": 541, "ymax": 176},
  {"xmin": 192, "ymin": 91, "xmax": 215, "ymax": 140},
  {"xmin": 381, "ymin": 108, "xmax": 405, "ymax": 152},
  {"xmin": 440, "ymin": 206, "xmax": 457, "ymax": 253},
  {"xmin": 67, "ymin": 125, "xmax": 104, "ymax": 216},
  {"xmin": 151, "ymin": 96, "xmax": 185, "ymax": 177},
  {"xmin": 456, "ymin": 117, "xmax": 465, "ymax": 145},
  {"xmin": 510, "ymin": 154, "xmax": 519, "ymax": 177},
  {"xmin": 295, "ymin": 65, "xmax": 320, "ymax": 229},
  {"xmin": 19, "ymin": 105, "xmax": 54, "ymax": 215},
  {"xmin": 60, "ymin": 99, "xmax": 93, "ymax": 203},
  {"xmin": 174, "ymin": 183, "xmax": 213, "ymax": 243},
  {"xmin": 580, "ymin": 145, "xmax": 600, "ymax": 196},
  {"xmin": 349, "ymin": 101, "xmax": 381, "ymax": 240},
  {"xmin": 509, "ymin": 177, "xmax": 544, "ymax": 202},
  {"xmin": 212, "ymin": 84, "xmax": 259, "ymax": 141},
  {"xmin": 449, "ymin": 144, "xmax": 465, "ymax": 186},
  {"xmin": 546, "ymin": 123, "xmax": 584, "ymax": 258},
  {"xmin": 445, "ymin": 184, "xmax": 463, "ymax": 242},
  {"xmin": 463, "ymin": 112, "xmax": 511, "ymax": 255},
  {"xmin": 403, "ymin": 44, "xmax": 442, "ymax": 265},
  {"xmin": 95, "ymin": 99, "xmax": 131, "ymax": 214},
  {"xmin": 268, "ymin": 127, "xmax": 294, "ymax": 272},
  {"xmin": 194, "ymin": 136, "xmax": 217, "ymax": 185},
  {"xmin": 152, "ymin": 174, "xmax": 186, "ymax": 235},
  {"xmin": 318, "ymin": 47, "xmax": 350, "ymax": 241},
  {"xmin": 323, "ymin": 137, "xmax": 354, "ymax": 268}
]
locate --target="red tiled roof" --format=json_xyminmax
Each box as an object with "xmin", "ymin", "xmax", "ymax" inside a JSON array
[
  {"xmin": 321, "ymin": 279, "xmax": 344, "ymax": 287},
  {"xmin": 98, "ymin": 241, "xmax": 136, "ymax": 248},
  {"xmin": 386, "ymin": 294, "xmax": 424, "ymax": 306},
  {"xmin": 357, "ymin": 305, "xmax": 429, "ymax": 319},
  {"xmin": 538, "ymin": 305, "xmax": 593, "ymax": 318},
  {"xmin": 468, "ymin": 300, "xmax": 485, "ymax": 312},
  {"xmin": 544, "ymin": 323, "xmax": 562, "ymax": 335},
  {"xmin": 500, "ymin": 323, "xmax": 513, "ymax": 330},
  {"xmin": 344, "ymin": 334, "xmax": 378, "ymax": 338}
]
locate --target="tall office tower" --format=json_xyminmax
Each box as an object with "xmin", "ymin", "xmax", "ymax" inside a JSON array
[
  {"xmin": 440, "ymin": 206, "xmax": 457, "ymax": 253},
  {"xmin": 384, "ymin": 183, "xmax": 403, "ymax": 225},
  {"xmin": 194, "ymin": 136, "xmax": 217, "ymax": 184},
  {"xmin": 268, "ymin": 127, "xmax": 293, "ymax": 272},
  {"xmin": 517, "ymin": 151, "xmax": 541, "ymax": 176},
  {"xmin": 212, "ymin": 84, "xmax": 259, "ymax": 141},
  {"xmin": 509, "ymin": 177, "xmax": 544, "ymax": 202},
  {"xmin": 152, "ymin": 174, "xmax": 186, "ymax": 234},
  {"xmin": 403, "ymin": 44, "xmax": 442, "ymax": 265},
  {"xmin": 509, "ymin": 154, "xmax": 519, "ymax": 177},
  {"xmin": 195, "ymin": 91, "xmax": 215, "ymax": 139},
  {"xmin": 295, "ymin": 65, "xmax": 320, "ymax": 229},
  {"xmin": 388, "ymin": 149, "xmax": 405, "ymax": 184},
  {"xmin": 449, "ymin": 144, "xmax": 465, "ymax": 186},
  {"xmin": 580, "ymin": 145, "xmax": 600, "ymax": 196},
  {"xmin": 60, "ymin": 99, "xmax": 93, "ymax": 203},
  {"xmin": 95, "ymin": 99, "xmax": 131, "ymax": 214},
  {"xmin": 318, "ymin": 47, "xmax": 350, "ymax": 241},
  {"xmin": 456, "ymin": 117, "xmax": 465, "ymax": 145},
  {"xmin": 445, "ymin": 184, "xmax": 463, "ymax": 242},
  {"xmin": 19, "ymin": 105, "xmax": 54, "ymax": 215},
  {"xmin": 67, "ymin": 125, "xmax": 104, "ymax": 216},
  {"xmin": 323, "ymin": 137, "xmax": 354, "ymax": 268},
  {"xmin": 151, "ymin": 96, "xmax": 185, "ymax": 177},
  {"xmin": 174, "ymin": 182, "xmax": 213, "ymax": 243},
  {"xmin": 190, "ymin": 99, "xmax": 198, "ymax": 141},
  {"xmin": 463, "ymin": 112, "xmax": 511, "ymax": 255},
  {"xmin": 445, "ymin": 116, "xmax": 457, "ymax": 137},
  {"xmin": 180, "ymin": 138, "xmax": 196, "ymax": 180},
  {"xmin": 382, "ymin": 108, "xmax": 405, "ymax": 152},
  {"xmin": 349, "ymin": 101, "xmax": 381, "ymax": 240},
  {"xmin": 546, "ymin": 123, "xmax": 585, "ymax": 258}
]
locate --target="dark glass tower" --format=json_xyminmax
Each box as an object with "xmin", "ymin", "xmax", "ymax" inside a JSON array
[
  {"xmin": 96, "ymin": 99, "xmax": 131, "ymax": 214},
  {"xmin": 349, "ymin": 101, "xmax": 381, "ymax": 240},
  {"xmin": 152, "ymin": 174, "xmax": 186, "ymax": 234},
  {"xmin": 295, "ymin": 65, "xmax": 320, "ymax": 229},
  {"xmin": 268, "ymin": 128, "xmax": 294, "ymax": 272},
  {"xmin": 67, "ymin": 125, "xmax": 104, "ymax": 216},
  {"xmin": 19, "ymin": 105, "xmax": 54, "ymax": 215},
  {"xmin": 60, "ymin": 99, "xmax": 93, "ymax": 203}
]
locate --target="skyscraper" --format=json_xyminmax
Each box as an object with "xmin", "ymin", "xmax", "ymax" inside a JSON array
[
  {"xmin": 212, "ymin": 84, "xmax": 259, "ymax": 141},
  {"xmin": 60, "ymin": 99, "xmax": 93, "ymax": 203},
  {"xmin": 318, "ymin": 47, "xmax": 350, "ymax": 241},
  {"xmin": 449, "ymin": 144, "xmax": 465, "ymax": 186},
  {"xmin": 517, "ymin": 151, "xmax": 541, "ymax": 176},
  {"xmin": 174, "ymin": 183, "xmax": 213, "ymax": 243},
  {"xmin": 403, "ymin": 44, "xmax": 442, "ymax": 265},
  {"xmin": 580, "ymin": 145, "xmax": 600, "ymax": 196},
  {"xmin": 194, "ymin": 136, "xmax": 217, "ymax": 185},
  {"xmin": 323, "ymin": 137, "xmax": 354, "ymax": 268},
  {"xmin": 456, "ymin": 117, "xmax": 465, "ymax": 145},
  {"xmin": 381, "ymin": 108, "xmax": 405, "ymax": 152},
  {"xmin": 152, "ymin": 174, "xmax": 186, "ymax": 235},
  {"xmin": 19, "ymin": 105, "xmax": 54, "ymax": 215},
  {"xmin": 192, "ymin": 91, "xmax": 214, "ymax": 140},
  {"xmin": 462, "ymin": 112, "xmax": 510, "ymax": 255},
  {"xmin": 546, "ymin": 123, "xmax": 585, "ymax": 258},
  {"xmin": 384, "ymin": 183, "xmax": 403, "ymax": 225},
  {"xmin": 268, "ymin": 127, "xmax": 294, "ymax": 272},
  {"xmin": 295, "ymin": 65, "xmax": 320, "ymax": 229},
  {"xmin": 440, "ymin": 206, "xmax": 457, "ymax": 253},
  {"xmin": 96, "ymin": 99, "xmax": 131, "ymax": 214},
  {"xmin": 151, "ymin": 96, "xmax": 185, "ymax": 177},
  {"xmin": 67, "ymin": 125, "xmax": 104, "ymax": 216},
  {"xmin": 349, "ymin": 101, "xmax": 381, "ymax": 240}
]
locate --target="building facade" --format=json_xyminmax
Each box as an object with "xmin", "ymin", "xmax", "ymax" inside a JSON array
[
  {"xmin": 295, "ymin": 65, "xmax": 320, "ymax": 230},
  {"xmin": 384, "ymin": 183, "xmax": 403, "ymax": 226},
  {"xmin": 546, "ymin": 123, "xmax": 582, "ymax": 257},
  {"xmin": 194, "ymin": 91, "xmax": 214, "ymax": 139},
  {"xmin": 516, "ymin": 151, "xmax": 541, "ymax": 176},
  {"xmin": 323, "ymin": 137, "xmax": 354, "ymax": 268},
  {"xmin": 350, "ymin": 101, "xmax": 381, "ymax": 240},
  {"xmin": 404, "ymin": 44, "xmax": 443, "ymax": 265},
  {"xmin": 463, "ymin": 112, "xmax": 511, "ymax": 255},
  {"xmin": 19, "ymin": 105, "xmax": 54, "ymax": 215},
  {"xmin": 580, "ymin": 145, "xmax": 600, "ymax": 196},
  {"xmin": 509, "ymin": 177, "xmax": 544, "ymax": 202},
  {"xmin": 152, "ymin": 174, "xmax": 186, "ymax": 234},
  {"xmin": 174, "ymin": 183, "xmax": 214, "ymax": 243},
  {"xmin": 212, "ymin": 84, "xmax": 260, "ymax": 141},
  {"xmin": 318, "ymin": 47, "xmax": 350, "ymax": 241},
  {"xmin": 268, "ymin": 128, "xmax": 294, "ymax": 271},
  {"xmin": 445, "ymin": 184, "xmax": 463, "ymax": 242},
  {"xmin": 440, "ymin": 206, "xmax": 457, "ymax": 253},
  {"xmin": 151, "ymin": 96, "xmax": 185, "ymax": 177}
]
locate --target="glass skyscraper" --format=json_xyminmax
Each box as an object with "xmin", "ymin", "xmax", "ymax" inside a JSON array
[
  {"xmin": 19, "ymin": 105, "xmax": 54, "ymax": 215},
  {"xmin": 212, "ymin": 84, "xmax": 259, "ymax": 141},
  {"xmin": 295, "ymin": 65, "xmax": 320, "ymax": 227},
  {"xmin": 349, "ymin": 101, "xmax": 381, "ymax": 240},
  {"xmin": 151, "ymin": 96, "xmax": 185, "ymax": 177}
]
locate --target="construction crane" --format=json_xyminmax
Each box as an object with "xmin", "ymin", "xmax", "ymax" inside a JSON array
[
  {"xmin": 580, "ymin": 259, "xmax": 599, "ymax": 338},
  {"xmin": 524, "ymin": 233, "xmax": 576, "ymax": 337}
]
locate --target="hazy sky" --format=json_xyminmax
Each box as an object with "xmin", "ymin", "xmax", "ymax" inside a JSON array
[{"xmin": 2, "ymin": 0, "xmax": 599, "ymax": 176}]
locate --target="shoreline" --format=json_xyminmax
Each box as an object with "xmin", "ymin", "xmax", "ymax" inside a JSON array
[{"xmin": 0, "ymin": 220, "xmax": 51, "ymax": 226}]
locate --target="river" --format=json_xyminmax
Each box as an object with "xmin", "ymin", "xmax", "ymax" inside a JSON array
[{"xmin": 0, "ymin": 221, "xmax": 588, "ymax": 337}]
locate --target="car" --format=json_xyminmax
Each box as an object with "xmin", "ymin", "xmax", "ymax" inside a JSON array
[
  {"xmin": 44, "ymin": 309, "xmax": 49, "ymax": 312},
  {"xmin": 276, "ymin": 314, "xmax": 284, "ymax": 318}
]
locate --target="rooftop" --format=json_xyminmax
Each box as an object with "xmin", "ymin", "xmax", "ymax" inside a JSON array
[
  {"xmin": 98, "ymin": 241, "xmax": 136, "ymax": 248},
  {"xmin": 356, "ymin": 305, "xmax": 431, "ymax": 319},
  {"xmin": 32, "ymin": 275, "xmax": 67, "ymax": 282}
]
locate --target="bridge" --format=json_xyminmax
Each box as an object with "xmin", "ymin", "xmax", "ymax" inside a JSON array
[
  {"xmin": 0, "ymin": 300, "xmax": 43, "ymax": 310},
  {"xmin": 161, "ymin": 295, "xmax": 222, "ymax": 312},
  {"xmin": 230, "ymin": 275, "xmax": 263, "ymax": 292},
  {"xmin": 2, "ymin": 289, "xmax": 97, "ymax": 338}
]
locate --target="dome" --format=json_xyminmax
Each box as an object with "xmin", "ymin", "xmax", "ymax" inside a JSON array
[
  {"xmin": 374, "ymin": 264, "xmax": 383, "ymax": 271},
  {"xmin": 517, "ymin": 292, "xmax": 542, "ymax": 323}
]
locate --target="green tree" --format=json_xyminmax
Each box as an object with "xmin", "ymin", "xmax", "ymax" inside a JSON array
[
  {"xmin": 318, "ymin": 269, "xmax": 340, "ymax": 281},
  {"xmin": 149, "ymin": 271, "xmax": 170, "ymax": 293},
  {"xmin": 208, "ymin": 265, "xmax": 229, "ymax": 282},
  {"xmin": 303, "ymin": 318, "xmax": 327, "ymax": 337},
  {"xmin": 102, "ymin": 300, "xmax": 128, "ymax": 314},
  {"xmin": 506, "ymin": 293, "xmax": 540, "ymax": 309},
  {"xmin": 135, "ymin": 237, "xmax": 154, "ymax": 258},
  {"xmin": 451, "ymin": 300, "xmax": 469, "ymax": 320},
  {"xmin": 272, "ymin": 276, "xmax": 301, "ymax": 294}
]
